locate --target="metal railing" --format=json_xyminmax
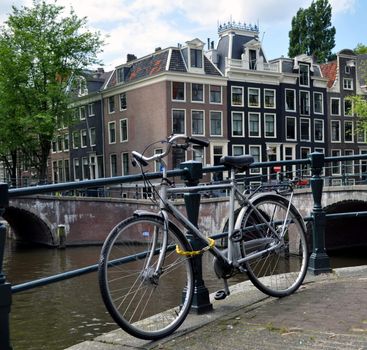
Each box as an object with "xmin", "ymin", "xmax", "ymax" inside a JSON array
[{"xmin": 2, "ymin": 152, "xmax": 367, "ymax": 349}]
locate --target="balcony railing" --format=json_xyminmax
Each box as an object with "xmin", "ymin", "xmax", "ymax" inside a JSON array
[{"xmin": 226, "ymin": 57, "xmax": 279, "ymax": 73}]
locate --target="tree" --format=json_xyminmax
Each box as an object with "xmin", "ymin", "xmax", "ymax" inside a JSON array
[
  {"xmin": 0, "ymin": 0, "xmax": 103, "ymax": 183},
  {"xmin": 354, "ymin": 43, "xmax": 367, "ymax": 55},
  {"xmin": 288, "ymin": 0, "xmax": 336, "ymax": 63}
]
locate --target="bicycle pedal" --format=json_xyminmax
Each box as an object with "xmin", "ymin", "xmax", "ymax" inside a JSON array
[{"xmin": 214, "ymin": 289, "xmax": 228, "ymax": 300}]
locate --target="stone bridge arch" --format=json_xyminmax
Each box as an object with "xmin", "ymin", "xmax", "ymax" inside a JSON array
[{"xmin": 3, "ymin": 206, "xmax": 56, "ymax": 246}]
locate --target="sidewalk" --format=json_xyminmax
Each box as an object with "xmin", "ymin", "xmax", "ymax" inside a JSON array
[{"xmin": 66, "ymin": 266, "xmax": 367, "ymax": 350}]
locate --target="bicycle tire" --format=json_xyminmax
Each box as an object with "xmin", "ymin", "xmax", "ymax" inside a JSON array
[
  {"xmin": 98, "ymin": 214, "xmax": 194, "ymax": 340},
  {"xmin": 239, "ymin": 194, "xmax": 308, "ymax": 297}
]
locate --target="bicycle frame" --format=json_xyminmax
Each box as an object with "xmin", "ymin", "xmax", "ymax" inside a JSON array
[{"xmin": 155, "ymin": 159, "xmax": 292, "ymax": 271}]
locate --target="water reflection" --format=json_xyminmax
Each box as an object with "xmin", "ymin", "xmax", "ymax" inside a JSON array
[{"xmin": 3, "ymin": 239, "xmax": 366, "ymax": 350}]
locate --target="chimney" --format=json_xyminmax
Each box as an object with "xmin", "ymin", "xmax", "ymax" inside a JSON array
[
  {"xmin": 207, "ymin": 38, "xmax": 210, "ymax": 50},
  {"xmin": 127, "ymin": 54, "xmax": 137, "ymax": 63},
  {"xmin": 155, "ymin": 47, "xmax": 161, "ymax": 52}
]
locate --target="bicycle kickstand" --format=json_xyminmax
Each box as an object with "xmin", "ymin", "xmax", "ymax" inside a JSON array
[{"xmin": 214, "ymin": 279, "xmax": 230, "ymax": 300}]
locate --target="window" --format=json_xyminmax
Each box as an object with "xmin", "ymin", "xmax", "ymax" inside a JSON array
[
  {"xmin": 64, "ymin": 134, "xmax": 69, "ymax": 151},
  {"xmin": 249, "ymin": 146, "xmax": 261, "ymax": 174},
  {"xmin": 108, "ymin": 96, "xmax": 115, "ymax": 113},
  {"xmin": 264, "ymin": 113, "xmax": 276, "ymax": 138},
  {"xmin": 331, "ymin": 149, "xmax": 341, "ymax": 175},
  {"xmin": 154, "ymin": 149, "xmax": 163, "ymax": 172},
  {"xmin": 193, "ymin": 146, "xmax": 204, "ymax": 163},
  {"xmin": 72, "ymin": 131, "xmax": 80, "ymax": 149},
  {"xmin": 314, "ymin": 92, "xmax": 323, "ymax": 114},
  {"xmin": 345, "ymin": 65, "xmax": 350, "ymax": 74},
  {"xmin": 120, "ymin": 92, "xmax": 127, "ymax": 110},
  {"xmin": 79, "ymin": 106, "xmax": 86, "ymax": 120},
  {"xmin": 249, "ymin": 49, "xmax": 257, "ymax": 70},
  {"xmin": 300, "ymin": 118, "xmax": 310, "ymax": 141},
  {"xmin": 210, "ymin": 85, "xmax": 222, "ymax": 104},
  {"xmin": 286, "ymin": 117, "xmax": 296, "ymax": 140},
  {"xmin": 300, "ymin": 91, "xmax": 310, "ymax": 115},
  {"xmin": 264, "ymin": 89, "xmax": 275, "ymax": 108},
  {"xmin": 357, "ymin": 129, "xmax": 366, "ymax": 143},
  {"xmin": 172, "ymin": 110, "xmax": 185, "ymax": 134},
  {"xmin": 232, "ymin": 112, "xmax": 244, "ymax": 137},
  {"xmin": 190, "ymin": 48, "xmax": 203, "ymax": 68},
  {"xmin": 248, "ymin": 88, "xmax": 260, "ymax": 107},
  {"xmin": 172, "ymin": 148, "xmax": 186, "ymax": 169},
  {"xmin": 120, "ymin": 119, "xmax": 128, "ymax": 142},
  {"xmin": 110, "ymin": 154, "xmax": 117, "ymax": 177},
  {"xmin": 231, "ymin": 86, "xmax": 243, "ymax": 106},
  {"xmin": 89, "ymin": 127, "xmax": 96, "ymax": 146},
  {"xmin": 52, "ymin": 138, "xmax": 57, "ymax": 153},
  {"xmin": 88, "ymin": 103, "xmax": 95, "ymax": 117},
  {"xmin": 73, "ymin": 158, "xmax": 80, "ymax": 181},
  {"xmin": 210, "ymin": 111, "xmax": 222, "ymax": 136},
  {"xmin": 344, "ymin": 150, "xmax": 354, "ymax": 174},
  {"xmin": 192, "ymin": 110, "xmax": 204, "ymax": 135},
  {"xmin": 285, "ymin": 89, "xmax": 296, "ymax": 112},
  {"xmin": 116, "ymin": 67, "xmax": 125, "ymax": 83},
  {"xmin": 344, "ymin": 98, "xmax": 353, "ymax": 116},
  {"xmin": 343, "ymin": 78, "xmax": 353, "ymax": 90},
  {"xmin": 314, "ymin": 119, "xmax": 324, "ymax": 142},
  {"xmin": 57, "ymin": 136, "xmax": 63, "ymax": 152},
  {"xmin": 64, "ymin": 159, "xmax": 70, "ymax": 182},
  {"xmin": 81, "ymin": 129, "xmax": 88, "ymax": 148},
  {"xmin": 331, "ymin": 98, "xmax": 340, "ymax": 115},
  {"xmin": 344, "ymin": 121, "xmax": 354, "ymax": 142},
  {"xmin": 300, "ymin": 147, "xmax": 311, "ymax": 176},
  {"xmin": 299, "ymin": 63, "xmax": 309, "ymax": 86},
  {"xmin": 172, "ymin": 82, "xmax": 185, "ymax": 101},
  {"xmin": 108, "ymin": 122, "xmax": 116, "ymax": 144},
  {"xmin": 82, "ymin": 157, "xmax": 89, "ymax": 180},
  {"xmin": 248, "ymin": 113, "xmax": 260, "ymax": 137},
  {"xmin": 233, "ymin": 145, "xmax": 245, "ymax": 156},
  {"xmin": 191, "ymin": 83, "xmax": 204, "ymax": 102},
  {"xmin": 122, "ymin": 153, "xmax": 129, "ymax": 175},
  {"xmin": 331, "ymin": 120, "xmax": 341, "ymax": 142}
]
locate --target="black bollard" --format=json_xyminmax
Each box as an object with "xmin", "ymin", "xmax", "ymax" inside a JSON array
[
  {"xmin": 308, "ymin": 153, "xmax": 331, "ymax": 275},
  {"xmin": 180, "ymin": 161, "xmax": 213, "ymax": 314}
]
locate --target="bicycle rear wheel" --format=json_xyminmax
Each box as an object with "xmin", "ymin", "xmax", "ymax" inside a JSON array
[
  {"xmin": 240, "ymin": 194, "xmax": 308, "ymax": 297},
  {"xmin": 98, "ymin": 214, "xmax": 194, "ymax": 340}
]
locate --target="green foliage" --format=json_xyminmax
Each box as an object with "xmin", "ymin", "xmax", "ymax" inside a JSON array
[
  {"xmin": 288, "ymin": 0, "xmax": 336, "ymax": 63},
  {"xmin": 355, "ymin": 43, "xmax": 367, "ymax": 55},
  {"xmin": 0, "ymin": 0, "xmax": 103, "ymax": 181},
  {"xmin": 346, "ymin": 95, "xmax": 367, "ymax": 132}
]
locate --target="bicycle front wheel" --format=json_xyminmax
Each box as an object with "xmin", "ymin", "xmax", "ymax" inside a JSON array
[
  {"xmin": 240, "ymin": 194, "xmax": 308, "ymax": 297},
  {"xmin": 98, "ymin": 214, "xmax": 194, "ymax": 340}
]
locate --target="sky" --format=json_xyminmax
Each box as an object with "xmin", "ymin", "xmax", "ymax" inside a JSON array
[{"xmin": 0, "ymin": 0, "xmax": 365, "ymax": 71}]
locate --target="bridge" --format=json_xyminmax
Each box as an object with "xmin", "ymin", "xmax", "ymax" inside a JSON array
[{"xmin": 5, "ymin": 185, "xmax": 367, "ymax": 251}]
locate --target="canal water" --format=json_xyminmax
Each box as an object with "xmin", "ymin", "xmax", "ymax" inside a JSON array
[{"xmin": 3, "ymin": 239, "xmax": 367, "ymax": 350}]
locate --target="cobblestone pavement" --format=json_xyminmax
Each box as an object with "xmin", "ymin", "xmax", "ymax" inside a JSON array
[{"xmin": 66, "ymin": 266, "xmax": 367, "ymax": 350}]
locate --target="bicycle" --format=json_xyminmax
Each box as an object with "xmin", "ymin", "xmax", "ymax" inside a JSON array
[{"xmin": 98, "ymin": 134, "xmax": 308, "ymax": 340}]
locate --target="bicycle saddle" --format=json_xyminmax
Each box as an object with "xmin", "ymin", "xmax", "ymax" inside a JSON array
[{"xmin": 219, "ymin": 155, "xmax": 254, "ymax": 170}]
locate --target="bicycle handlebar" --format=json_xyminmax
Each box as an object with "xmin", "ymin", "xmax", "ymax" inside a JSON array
[{"xmin": 132, "ymin": 134, "xmax": 209, "ymax": 167}]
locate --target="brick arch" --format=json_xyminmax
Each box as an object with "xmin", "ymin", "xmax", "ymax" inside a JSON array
[
  {"xmin": 324, "ymin": 200, "xmax": 367, "ymax": 251},
  {"xmin": 3, "ymin": 207, "xmax": 56, "ymax": 246}
]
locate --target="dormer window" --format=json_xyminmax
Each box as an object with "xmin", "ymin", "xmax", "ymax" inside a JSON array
[
  {"xmin": 116, "ymin": 67, "xmax": 125, "ymax": 84},
  {"xmin": 190, "ymin": 48, "xmax": 203, "ymax": 68},
  {"xmin": 299, "ymin": 63, "xmax": 310, "ymax": 87}
]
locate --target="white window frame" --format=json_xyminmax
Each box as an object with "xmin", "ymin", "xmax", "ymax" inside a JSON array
[
  {"xmin": 313, "ymin": 92, "xmax": 324, "ymax": 115},
  {"xmin": 89, "ymin": 127, "xmax": 96, "ymax": 146},
  {"xmin": 119, "ymin": 92, "xmax": 127, "ymax": 110},
  {"xmin": 231, "ymin": 111, "xmax": 244, "ymax": 137},
  {"xmin": 110, "ymin": 154, "xmax": 117, "ymax": 177},
  {"xmin": 344, "ymin": 149, "xmax": 354, "ymax": 175},
  {"xmin": 191, "ymin": 83, "xmax": 204, "ymax": 103},
  {"xmin": 285, "ymin": 89, "xmax": 296, "ymax": 112},
  {"xmin": 171, "ymin": 82, "xmax": 186, "ymax": 102},
  {"xmin": 343, "ymin": 78, "xmax": 353, "ymax": 90},
  {"xmin": 81, "ymin": 129, "xmax": 88, "ymax": 148},
  {"xmin": 108, "ymin": 96, "xmax": 115, "ymax": 114},
  {"xmin": 120, "ymin": 118, "xmax": 128, "ymax": 142},
  {"xmin": 331, "ymin": 149, "xmax": 341, "ymax": 175},
  {"xmin": 209, "ymin": 85, "xmax": 222, "ymax": 104},
  {"xmin": 248, "ymin": 87, "xmax": 260, "ymax": 108},
  {"xmin": 344, "ymin": 98, "xmax": 353, "ymax": 116},
  {"xmin": 331, "ymin": 120, "xmax": 341, "ymax": 143},
  {"xmin": 73, "ymin": 158, "xmax": 80, "ymax": 181},
  {"xmin": 191, "ymin": 110, "xmax": 205, "ymax": 136},
  {"xmin": 172, "ymin": 109, "xmax": 186, "ymax": 134},
  {"xmin": 248, "ymin": 112, "xmax": 261, "ymax": 138},
  {"xmin": 249, "ymin": 145, "xmax": 261, "ymax": 174},
  {"xmin": 209, "ymin": 111, "xmax": 223, "ymax": 137},
  {"xmin": 79, "ymin": 106, "xmax": 86, "ymax": 120},
  {"xmin": 330, "ymin": 97, "xmax": 341, "ymax": 116},
  {"xmin": 299, "ymin": 63, "xmax": 310, "ymax": 87},
  {"xmin": 231, "ymin": 86, "xmax": 244, "ymax": 107},
  {"xmin": 264, "ymin": 89, "xmax": 276, "ymax": 109},
  {"xmin": 121, "ymin": 152, "xmax": 129, "ymax": 176},
  {"xmin": 88, "ymin": 103, "xmax": 95, "ymax": 117},
  {"xmin": 299, "ymin": 90, "xmax": 310, "ymax": 116},
  {"xmin": 264, "ymin": 113, "xmax": 276, "ymax": 138},
  {"xmin": 344, "ymin": 120, "xmax": 354, "ymax": 143},
  {"xmin": 314, "ymin": 119, "xmax": 324, "ymax": 143},
  {"xmin": 232, "ymin": 145, "xmax": 245, "ymax": 156},
  {"xmin": 286, "ymin": 116, "xmax": 297, "ymax": 141},
  {"xmin": 300, "ymin": 117, "xmax": 311, "ymax": 142},
  {"xmin": 108, "ymin": 121, "xmax": 116, "ymax": 144}
]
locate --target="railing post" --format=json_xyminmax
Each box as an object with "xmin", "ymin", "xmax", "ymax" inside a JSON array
[
  {"xmin": 180, "ymin": 161, "xmax": 212, "ymax": 314},
  {"xmin": 0, "ymin": 183, "xmax": 12, "ymax": 349},
  {"xmin": 308, "ymin": 153, "xmax": 331, "ymax": 275}
]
